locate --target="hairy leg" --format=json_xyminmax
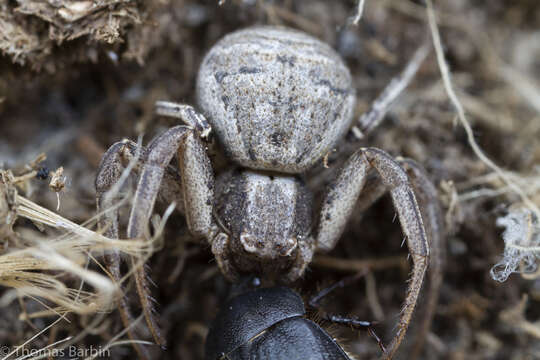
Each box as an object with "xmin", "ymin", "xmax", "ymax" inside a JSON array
[
  {"xmin": 125, "ymin": 126, "xmax": 215, "ymax": 347},
  {"xmin": 398, "ymin": 159, "xmax": 445, "ymax": 359},
  {"xmin": 316, "ymin": 147, "xmax": 430, "ymax": 359},
  {"xmin": 96, "ymin": 141, "xmax": 151, "ymax": 359},
  {"xmin": 316, "ymin": 158, "xmax": 444, "ymax": 356},
  {"xmin": 95, "ymin": 122, "xmax": 215, "ymax": 352}
]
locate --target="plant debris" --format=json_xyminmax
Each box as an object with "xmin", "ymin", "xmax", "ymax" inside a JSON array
[{"xmin": 491, "ymin": 209, "xmax": 540, "ymax": 282}]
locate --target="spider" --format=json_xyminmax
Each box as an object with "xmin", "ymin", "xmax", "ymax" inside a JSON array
[{"xmin": 95, "ymin": 26, "xmax": 444, "ymax": 359}]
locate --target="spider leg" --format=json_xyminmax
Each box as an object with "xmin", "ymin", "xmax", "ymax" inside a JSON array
[
  {"xmin": 125, "ymin": 125, "xmax": 215, "ymax": 347},
  {"xmin": 96, "ymin": 142, "xmax": 151, "ymax": 360},
  {"xmin": 96, "ymin": 139, "xmax": 185, "ymax": 215},
  {"xmin": 316, "ymin": 147, "xmax": 430, "ymax": 359},
  {"xmin": 355, "ymin": 41, "xmax": 430, "ymax": 138},
  {"xmin": 155, "ymin": 101, "xmax": 212, "ymax": 139},
  {"xmin": 316, "ymin": 158, "xmax": 444, "ymax": 356},
  {"xmin": 352, "ymin": 171, "xmax": 389, "ymax": 215},
  {"xmin": 95, "ymin": 125, "xmax": 215, "ymax": 352},
  {"xmin": 127, "ymin": 126, "xmax": 214, "ymax": 238},
  {"xmin": 398, "ymin": 159, "xmax": 445, "ymax": 359}
]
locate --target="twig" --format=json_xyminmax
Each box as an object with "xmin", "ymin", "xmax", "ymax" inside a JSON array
[{"xmin": 348, "ymin": 0, "xmax": 366, "ymax": 26}]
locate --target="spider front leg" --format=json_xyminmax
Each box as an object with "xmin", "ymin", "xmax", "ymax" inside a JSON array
[
  {"xmin": 96, "ymin": 139, "xmax": 186, "ymax": 215},
  {"xmin": 398, "ymin": 159, "xmax": 445, "ymax": 359},
  {"xmin": 126, "ymin": 125, "xmax": 218, "ymax": 347},
  {"xmin": 316, "ymin": 147, "xmax": 431, "ymax": 359},
  {"xmin": 152, "ymin": 102, "xmax": 238, "ymax": 280},
  {"xmin": 127, "ymin": 126, "xmax": 214, "ymax": 238},
  {"xmin": 96, "ymin": 139, "xmax": 186, "ymax": 357},
  {"xmin": 349, "ymin": 157, "xmax": 445, "ymax": 358},
  {"xmin": 96, "ymin": 141, "xmax": 153, "ymax": 359},
  {"xmin": 96, "ymin": 108, "xmax": 221, "ymax": 354}
]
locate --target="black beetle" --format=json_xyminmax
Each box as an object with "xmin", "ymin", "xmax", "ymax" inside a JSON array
[{"xmin": 205, "ymin": 286, "xmax": 361, "ymax": 360}]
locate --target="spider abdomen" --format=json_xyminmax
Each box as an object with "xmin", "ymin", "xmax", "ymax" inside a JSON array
[{"xmin": 196, "ymin": 26, "xmax": 356, "ymax": 173}]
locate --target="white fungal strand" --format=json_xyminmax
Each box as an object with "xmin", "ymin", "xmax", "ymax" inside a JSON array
[{"xmin": 491, "ymin": 209, "xmax": 540, "ymax": 282}]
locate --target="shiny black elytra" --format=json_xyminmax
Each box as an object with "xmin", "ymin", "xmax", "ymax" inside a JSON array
[{"xmin": 205, "ymin": 287, "xmax": 353, "ymax": 360}]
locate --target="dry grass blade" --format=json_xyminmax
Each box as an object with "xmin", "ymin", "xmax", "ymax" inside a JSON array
[
  {"xmin": 1, "ymin": 314, "xmax": 68, "ymax": 360},
  {"xmin": 0, "ymin": 176, "xmax": 153, "ymax": 318}
]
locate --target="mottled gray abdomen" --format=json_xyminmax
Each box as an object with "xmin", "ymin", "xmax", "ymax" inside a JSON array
[{"xmin": 196, "ymin": 26, "xmax": 356, "ymax": 173}]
